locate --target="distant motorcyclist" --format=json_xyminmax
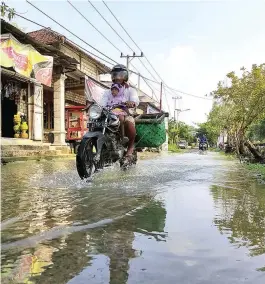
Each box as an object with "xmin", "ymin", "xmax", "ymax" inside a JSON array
[{"xmin": 199, "ymin": 134, "xmax": 208, "ymax": 150}]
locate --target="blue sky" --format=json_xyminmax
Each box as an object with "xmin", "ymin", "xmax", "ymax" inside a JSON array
[{"xmin": 6, "ymin": 0, "xmax": 265, "ymax": 125}]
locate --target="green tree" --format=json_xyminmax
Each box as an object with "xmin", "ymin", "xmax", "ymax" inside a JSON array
[
  {"xmin": 1, "ymin": 2, "xmax": 15, "ymax": 20},
  {"xmin": 247, "ymin": 118, "xmax": 265, "ymax": 142},
  {"xmin": 168, "ymin": 119, "xmax": 196, "ymax": 144},
  {"xmin": 196, "ymin": 121, "xmax": 219, "ymax": 146},
  {"xmin": 205, "ymin": 64, "xmax": 265, "ymax": 159}
]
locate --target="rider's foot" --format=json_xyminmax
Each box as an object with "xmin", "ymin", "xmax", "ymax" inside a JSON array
[
  {"xmin": 126, "ymin": 148, "xmax": 134, "ymax": 156},
  {"xmin": 122, "ymin": 153, "xmax": 134, "ymax": 167}
]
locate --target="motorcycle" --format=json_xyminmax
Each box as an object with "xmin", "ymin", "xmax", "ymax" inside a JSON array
[
  {"xmin": 76, "ymin": 102, "xmax": 137, "ymax": 179},
  {"xmin": 199, "ymin": 142, "xmax": 208, "ymax": 153}
]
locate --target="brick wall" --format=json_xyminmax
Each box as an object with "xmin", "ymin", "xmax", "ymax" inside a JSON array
[
  {"xmin": 59, "ymin": 45, "xmax": 98, "ymax": 79},
  {"xmin": 65, "ymin": 91, "xmax": 86, "ymax": 106},
  {"xmin": 65, "ymin": 78, "xmax": 82, "ymax": 89},
  {"xmin": 80, "ymin": 60, "xmax": 98, "ymax": 79}
]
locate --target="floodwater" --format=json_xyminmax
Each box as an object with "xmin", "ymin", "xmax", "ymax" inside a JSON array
[{"xmin": 1, "ymin": 152, "xmax": 265, "ymax": 284}]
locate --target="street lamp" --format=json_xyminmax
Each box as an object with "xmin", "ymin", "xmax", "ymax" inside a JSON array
[{"xmin": 175, "ymin": 108, "xmax": 190, "ymax": 142}]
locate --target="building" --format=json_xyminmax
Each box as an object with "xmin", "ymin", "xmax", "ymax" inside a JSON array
[
  {"xmin": 1, "ymin": 20, "xmax": 79, "ymax": 146},
  {"xmin": 1, "ymin": 22, "xmax": 111, "ymax": 143},
  {"xmin": 27, "ymin": 28, "xmax": 110, "ymax": 144},
  {"xmin": 1, "ymin": 21, "xmax": 168, "ymax": 159}
]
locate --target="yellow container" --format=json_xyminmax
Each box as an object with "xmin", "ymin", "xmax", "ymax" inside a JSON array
[{"xmin": 20, "ymin": 122, "xmax": 28, "ymax": 131}]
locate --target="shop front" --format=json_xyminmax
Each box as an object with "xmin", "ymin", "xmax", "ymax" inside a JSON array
[
  {"xmin": 0, "ymin": 32, "xmax": 53, "ymax": 142},
  {"xmin": 1, "ymin": 74, "xmax": 29, "ymax": 139}
]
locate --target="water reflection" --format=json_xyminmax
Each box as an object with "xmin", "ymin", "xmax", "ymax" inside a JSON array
[
  {"xmin": 1, "ymin": 159, "xmax": 168, "ymax": 283},
  {"xmin": 2, "ymin": 154, "xmax": 265, "ymax": 283},
  {"xmin": 211, "ymin": 169, "xmax": 265, "ymax": 271},
  {"xmin": 1, "ymin": 199, "xmax": 166, "ymax": 284}
]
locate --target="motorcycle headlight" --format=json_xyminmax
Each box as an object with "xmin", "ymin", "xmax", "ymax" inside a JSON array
[{"xmin": 89, "ymin": 105, "xmax": 102, "ymax": 120}]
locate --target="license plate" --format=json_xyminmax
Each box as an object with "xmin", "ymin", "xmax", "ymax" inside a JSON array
[{"xmin": 88, "ymin": 121, "xmax": 107, "ymax": 128}]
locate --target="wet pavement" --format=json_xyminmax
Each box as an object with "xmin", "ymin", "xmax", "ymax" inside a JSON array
[{"xmin": 1, "ymin": 152, "xmax": 265, "ymax": 284}]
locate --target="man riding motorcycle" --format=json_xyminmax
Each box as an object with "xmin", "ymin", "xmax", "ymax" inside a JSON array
[
  {"xmin": 100, "ymin": 64, "xmax": 139, "ymax": 162},
  {"xmin": 199, "ymin": 134, "xmax": 208, "ymax": 150}
]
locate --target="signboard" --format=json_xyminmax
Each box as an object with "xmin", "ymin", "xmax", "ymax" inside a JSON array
[
  {"xmin": 33, "ymin": 56, "xmax": 53, "ymax": 87},
  {"xmin": 85, "ymin": 75, "xmax": 107, "ymax": 104},
  {"xmin": 0, "ymin": 34, "xmax": 53, "ymax": 86}
]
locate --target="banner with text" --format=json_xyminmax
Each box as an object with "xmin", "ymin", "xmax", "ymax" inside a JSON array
[{"xmin": 0, "ymin": 34, "xmax": 53, "ymax": 86}]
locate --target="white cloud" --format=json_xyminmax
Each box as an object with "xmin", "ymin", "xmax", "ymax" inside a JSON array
[
  {"xmin": 154, "ymin": 45, "xmax": 213, "ymax": 125},
  {"xmin": 188, "ymin": 35, "xmax": 208, "ymax": 40}
]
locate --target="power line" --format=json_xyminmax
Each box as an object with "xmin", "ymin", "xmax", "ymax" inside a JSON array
[
  {"xmin": 101, "ymin": 0, "xmax": 165, "ymax": 100},
  {"xmin": 87, "ymin": 0, "xmax": 135, "ymax": 53},
  {"xmin": 14, "ymin": 13, "xmax": 163, "ymax": 105},
  {"xmin": 14, "ymin": 13, "xmax": 115, "ymax": 66},
  {"xmin": 102, "ymin": 0, "xmax": 142, "ymax": 53},
  {"xmin": 67, "ymin": 0, "xmax": 121, "ymax": 54},
  {"xmin": 101, "ymin": 1, "xmax": 199, "ymax": 109},
  {"xmin": 13, "ymin": 13, "xmax": 163, "ymax": 89},
  {"xmin": 130, "ymin": 63, "xmax": 160, "ymax": 102},
  {"xmin": 129, "ymin": 70, "xmax": 212, "ymax": 101},
  {"xmin": 66, "ymin": 1, "xmax": 160, "ymax": 103},
  {"xmin": 14, "ymin": 12, "xmax": 46, "ymax": 28},
  {"xmin": 98, "ymin": 1, "xmax": 171, "ymax": 111},
  {"xmin": 26, "ymin": 0, "xmax": 117, "ymax": 64},
  {"xmin": 87, "ymin": 0, "xmax": 164, "ymax": 91},
  {"xmin": 101, "ymin": 0, "xmax": 162, "ymax": 84},
  {"xmin": 14, "ymin": 10, "xmax": 211, "ymax": 104},
  {"xmin": 165, "ymin": 85, "xmax": 213, "ymax": 101}
]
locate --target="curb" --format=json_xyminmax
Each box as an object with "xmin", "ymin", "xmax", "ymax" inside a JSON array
[{"xmin": 1, "ymin": 154, "xmax": 76, "ymax": 164}]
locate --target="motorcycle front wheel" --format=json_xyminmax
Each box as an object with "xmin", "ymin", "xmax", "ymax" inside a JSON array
[{"xmin": 76, "ymin": 138, "xmax": 97, "ymax": 179}]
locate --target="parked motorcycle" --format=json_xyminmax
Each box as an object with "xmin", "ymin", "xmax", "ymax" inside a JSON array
[{"xmin": 76, "ymin": 102, "xmax": 137, "ymax": 179}]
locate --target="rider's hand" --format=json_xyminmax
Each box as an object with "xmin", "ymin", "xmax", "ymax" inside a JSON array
[{"xmin": 125, "ymin": 101, "xmax": 136, "ymax": 108}]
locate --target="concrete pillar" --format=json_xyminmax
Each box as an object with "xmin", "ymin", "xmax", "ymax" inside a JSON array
[
  {"xmin": 53, "ymin": 74, "xmax": 67, "ymax": 145},
  {"xmin": 33, "ymin": 83, "xmax": 43, "ymax": 141},
  {"xmin": 27, "ymin": 83, "xmax": 33, "ymax": 140}
]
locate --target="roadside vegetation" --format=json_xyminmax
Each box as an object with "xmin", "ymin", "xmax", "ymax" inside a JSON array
[
  {"xmin": 168, "ymin": 144, "xmax": 184, "ymax": 153},
  {"xmin": 195, "ymin": 64, "xmax": 265, "ymax": 178},
  {"xmin": 246, "ymin": 163, "xmax": 265, "ymax": 180}
]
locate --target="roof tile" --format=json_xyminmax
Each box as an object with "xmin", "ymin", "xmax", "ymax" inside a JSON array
[{"xmin": 28, "ymin": 28, "xmax": 63, "ymax": 44}]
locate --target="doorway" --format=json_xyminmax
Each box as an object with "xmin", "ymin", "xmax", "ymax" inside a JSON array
[{"xmin": 1, "ymin": 98, "xmax": 18, "ymax": 138}]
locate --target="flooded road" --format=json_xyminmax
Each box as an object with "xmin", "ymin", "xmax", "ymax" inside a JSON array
[{"xmin": 1, "ymin": 152, "xmax": 265, "ymax": 284}]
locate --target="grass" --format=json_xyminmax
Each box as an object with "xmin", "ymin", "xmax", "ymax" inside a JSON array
[
  {"xmin": 216, "ymin": 150, "xmax": 236, "ymax": 160},
  {"xmin": 246, "ymin": 163, "xmax": 265, "ymax": 180},
  {"xmin": 168, "ymin": 144, "xmax": 185, "ymax": 153},
  {"xmin": 216, "ymin": 150, "xmax": 265, "ymax": 180}
]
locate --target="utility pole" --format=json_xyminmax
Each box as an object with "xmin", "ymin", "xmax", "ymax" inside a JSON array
[
  {"xmin": 137, "ymin": 73, "xmax": 141, "ymax": 97},
  {"xmin": 172, "ymin": 96, "xmax": 182, "ymax": 122},
  {"xmin": 160, "ymin": 82, "xmax": 163, "ymax": 111},
  {"xmin": 120, "ymin": 52, "xmax": 144, "ymax": 70},
  {"xmin": 121, "ymin": 52, "xmax": 144, "ymax": 97},
  {"xmin": 175, "ymin": 108, "xmax": 190, "ymax": 143}
]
